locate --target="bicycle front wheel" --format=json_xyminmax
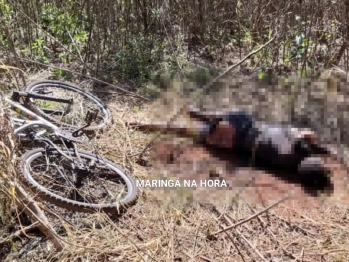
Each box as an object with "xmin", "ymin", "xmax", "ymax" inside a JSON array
[
  {"xmin": 25, "ymin": 80, "xmax": 112, "ymax": 131},
  {"xmin": 20, "ymin": 148, "xmax": 138, "ymax": 213}
]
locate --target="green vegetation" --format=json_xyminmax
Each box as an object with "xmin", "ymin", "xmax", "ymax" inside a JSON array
[{"xmin": 0, "ymin": 0, "xmax": 347, "ymax": 92}]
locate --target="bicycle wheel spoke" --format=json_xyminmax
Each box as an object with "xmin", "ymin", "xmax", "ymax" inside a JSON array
[
  {"xmin": 21, "ymin": 148, "xmax": 137, "ymax": 212},
  {"xmin": 29, "ymin": 156, "xmax": 75, "ymax": 197}
]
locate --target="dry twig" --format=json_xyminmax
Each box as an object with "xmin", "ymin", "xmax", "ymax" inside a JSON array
[{"xmin": 211, "ymin": 193, "xmax": 290, "ymax": 236}]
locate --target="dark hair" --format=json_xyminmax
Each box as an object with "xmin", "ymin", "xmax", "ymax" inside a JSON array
[
  {"xmin": 207, "ymin": 120, "xmax": 220, "ymax": 135},
  {"xmin": 225, "ymin": 111, "xmax": 254, "ymax": 140},
  {"xmin": 199, "ymin": 120, "xmax": 225, "ymax": 149},
  {"xmin": 297, "ymin": 156, "xmax": 333, "ymax": 196}
]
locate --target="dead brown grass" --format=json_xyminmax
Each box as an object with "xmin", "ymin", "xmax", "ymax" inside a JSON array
[
  {"xmin": 20, "ymin": 193, "xmax": 349, "ymax": 262},
  {"xmin": 1, "ymin": 76, "xmax": 349, "ymax": 261}
]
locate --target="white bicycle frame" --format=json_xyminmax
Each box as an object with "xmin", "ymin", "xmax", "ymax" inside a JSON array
[
  {"xmin": 5, "ymin": 96, "xmax": 59, "ymax": 138},
  {"xmin": 4, "ymin": 96, "xmax": 84, "ymax": 162}
]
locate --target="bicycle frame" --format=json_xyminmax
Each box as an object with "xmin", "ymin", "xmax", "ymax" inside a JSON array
[
  {"xmin": 7, "ymin": 95, "xmax": 87, "ymax": 188},
  {"xmin": 5, "ymin": 95, "xmax": 83, "ymax": 161},
  {"xmin": 12, "ymin": 91, "xmax": 73, "ymax": 116},
  {"xmin": 5, "ymin": 96, "xmax": 59, "ymax": 136}
]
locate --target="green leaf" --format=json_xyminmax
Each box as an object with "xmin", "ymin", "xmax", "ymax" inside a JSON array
[{"xmin": 258, "ymin": 72, "xmax": 270, "ymax": 82}]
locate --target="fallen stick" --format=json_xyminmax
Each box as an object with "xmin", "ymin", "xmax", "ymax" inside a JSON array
[
  {"xmin": 14, "ymin": 184, "xmax": 64, "ymax": 252},
  {"xmin": 0, "ymin": 222, "xmax": 39, "ymax": 246},
  {"xmin": 204, "ymin": 32, "xmax": 278, "ymax": 86},
  {"xmin": 0, "ymin": 101, "xmax": 64, "ymax": 252},
  {"xmin": 236, "ymin": 228, "xmax": 269, "ymax": 262},
  {"xmin": 210, "ymin": 193, "xmax": 290, "ymax": 236}
]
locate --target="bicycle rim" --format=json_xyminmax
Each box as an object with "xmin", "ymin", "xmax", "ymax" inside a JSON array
[
  {"xmin": 25, "ymin": 80, "xmax": 112, "ymax": 131},
  {"xmin": 20, "ymin": 148, "xmax": 138, "ymax": 213}
]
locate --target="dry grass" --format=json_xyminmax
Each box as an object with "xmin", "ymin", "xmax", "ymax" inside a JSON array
[
  {"xmin": 0, "ymin": 100, "xmax": 18, "ymax": 212},
  {"xmin": 1, "ymin": 76, "xmax": 349, "ymax": 261}
]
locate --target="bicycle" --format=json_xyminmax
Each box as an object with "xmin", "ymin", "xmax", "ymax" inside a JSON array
[{"xmin": 5, "ymin": 81, "xmax": 138, "ymax": 213}]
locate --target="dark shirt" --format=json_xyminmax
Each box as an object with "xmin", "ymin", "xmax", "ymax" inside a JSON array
[
  {"xmin": 224, "ymin": 110, "xmax": 255, "ymax": 148},
  {"xmin": 197, "ymin": 110, "xmax": 317, "ymax": 170},
  {"xmin": 196, "ymin": 109, "xmax": 330, "ymax": 191},
  {"xmin": 253, "ymin": 123, "xmax": 312, "ymax": 171},
  {"xmin": 224, "ymin": 111, "xmax": 313, "ymax": 171}
]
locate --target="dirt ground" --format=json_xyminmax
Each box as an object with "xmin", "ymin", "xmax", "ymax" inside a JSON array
[{"xmin": 150, "ymin": 135, "xmax": 348, "ymax": 205}]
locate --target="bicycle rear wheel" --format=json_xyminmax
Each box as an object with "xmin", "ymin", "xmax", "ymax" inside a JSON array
[
  {"xmin": 20, "ymin": 148, "xmax": 138, "ymax": 213},
  {"xmin": 25, "ymin": 80, "xmax": 112, "ymax": 131}
]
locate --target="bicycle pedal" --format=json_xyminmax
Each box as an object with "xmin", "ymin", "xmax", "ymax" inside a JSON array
[{"xmin": 84, "ymin": 109, "xmax": 99, "ymax": 124}]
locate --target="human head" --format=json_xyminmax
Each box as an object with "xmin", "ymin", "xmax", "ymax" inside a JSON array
[{"xmin": 204, "ymin": 120, "xmax": 236, "ymax": 149}]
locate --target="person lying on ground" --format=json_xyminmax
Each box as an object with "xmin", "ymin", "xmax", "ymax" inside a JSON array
[{"xmin": 127, "ymin": 105, "xmax": 333, "ymax": 191}]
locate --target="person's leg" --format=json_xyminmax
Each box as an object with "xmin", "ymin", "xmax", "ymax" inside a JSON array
[{"xmin": 126, "ymin": 119, "xmax": 210, "ymax": 140}]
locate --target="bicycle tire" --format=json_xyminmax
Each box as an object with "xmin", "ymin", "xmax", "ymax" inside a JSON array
[
  {"xmin": 25, "ymin": 80, "xmax": 112, "ymax": 131},
  {"xmin": 20, "ymin": 148, "xmax": 138, "ymax": 213}
]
